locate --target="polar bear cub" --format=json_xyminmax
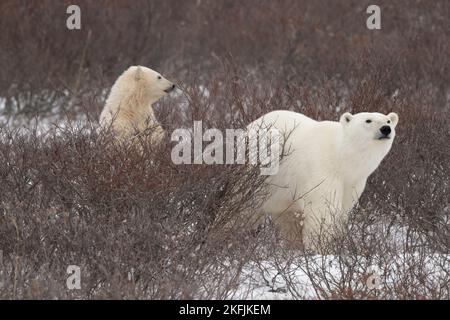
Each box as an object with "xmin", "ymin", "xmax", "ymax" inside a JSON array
[
  {"xmin": 249, "ymin": 110, "xmax": 398, "ymax": 251},
  {"xmin": 99, "ymin": 66, "xmax": 175, "ymax": 143}
]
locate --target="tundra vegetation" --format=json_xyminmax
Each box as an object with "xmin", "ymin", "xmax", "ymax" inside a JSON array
[{"xmin": 0, "ymin": 0, "xmax": 448, "ymax": 299}]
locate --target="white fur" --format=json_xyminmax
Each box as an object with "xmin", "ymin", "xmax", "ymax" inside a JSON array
[
  {"xmin": 249, "ymin": 110, "xmax": 398, "ymax": 250},
  {"xmin": 99, "ymin": 66, "xmax": 174, "ymax": 143}
]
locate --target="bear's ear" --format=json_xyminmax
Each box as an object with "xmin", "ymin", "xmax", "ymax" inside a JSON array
[
  {"xmin": 340, "ymin": 112, "xmax": 353, "ymax": 125},
  {"xmin": 388, "ymin": 112, "xmax": 399, "ymax": 126},
  {"xmin": 134, "ymin": 66, "xmax": 143, "ymax": 81}
]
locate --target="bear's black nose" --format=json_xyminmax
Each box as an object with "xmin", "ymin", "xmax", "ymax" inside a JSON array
[
  {"xmin": 380, "ymin": 125, "xmax": 391, "ymax": 136},
  {"xmin": 164, "ymin": 84, "xmax": 176, "ymax": 93}
]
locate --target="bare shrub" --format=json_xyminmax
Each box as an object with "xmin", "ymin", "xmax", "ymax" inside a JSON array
[{"xmin": 0, "ymin": 0, "xmax": 449, "ymax": 299}]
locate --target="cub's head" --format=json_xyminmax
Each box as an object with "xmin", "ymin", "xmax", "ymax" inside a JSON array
[
  {"xmin": 340, "ymin": 112, "xmax": 399, "ymax": 147},
  {"xmin": 120, "ymin": 65, "xmax": 176, "ymax": 103}
]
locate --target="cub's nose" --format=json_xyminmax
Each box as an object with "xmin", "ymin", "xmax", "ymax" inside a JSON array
[
  {"xmin": 164, "ymin": 83, "xmax": 176, "ymax": 93},
  {"xmin": 380, "ymin": 125, "xmax": 391, "ymax": 136}
]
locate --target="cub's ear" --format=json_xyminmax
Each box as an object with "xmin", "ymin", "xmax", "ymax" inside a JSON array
[
  {"xmin": 388, "ymin": 112, "xmax": 399, "ymax": 126},
  {"xmin": 134, "ymin": 66, "xmax": 143, "ymax": 81},
  {"xmin": 340, "ymin": 112, "xmax": 353, "ymax": 125}
]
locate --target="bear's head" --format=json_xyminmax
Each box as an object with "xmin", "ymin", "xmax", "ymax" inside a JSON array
[
  {"xmin": 339, "ymin": 111, "xmax": 399, "ymax": 148},
  {"xmin": 119, "ymin": 65, "xmax": 175, "ymax": 104}
]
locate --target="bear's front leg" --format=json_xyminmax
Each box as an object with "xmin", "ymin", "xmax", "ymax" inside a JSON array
[
  {"xmin": 301, "ymin": 189, "xmax": 345, "ymax": 253},
  {"xmin": 271, "ymin": 208, "xmax": 305, "ymax": 250}
]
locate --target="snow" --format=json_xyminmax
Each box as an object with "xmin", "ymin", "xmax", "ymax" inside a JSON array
[{"xmin": 231, "ymin": 251, "xmax": 449, "ymax": 299}]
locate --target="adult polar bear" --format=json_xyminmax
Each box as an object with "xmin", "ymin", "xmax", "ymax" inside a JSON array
[
  {"xmin": 249, "ymin": 110, "xmax": 398, "ymax": 251},
  {"xmin": 100, "ymin": 66, "xmax": 175, "ymax": 143}
]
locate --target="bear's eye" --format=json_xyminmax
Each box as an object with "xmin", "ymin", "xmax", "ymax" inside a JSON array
[
  {"xmin": 387, "ymin": 120, "xmax": 391, "ymax": 124},
  {"xmin": 157, "ymin": 75, "xmax": 162, "ymax": 80},
  {"xmin": 366, "ymin": 119, "xmax": 372, "ymax": 123}
]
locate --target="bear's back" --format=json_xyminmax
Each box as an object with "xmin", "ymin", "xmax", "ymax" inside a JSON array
[{"xmin": 248, "ymin": 110, "xmax": 316, "ymax": 134}]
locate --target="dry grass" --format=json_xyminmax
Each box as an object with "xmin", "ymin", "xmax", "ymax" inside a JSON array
[{"xmin": 0, "ymin": 0, "xmax": 448, "ymax": 299}]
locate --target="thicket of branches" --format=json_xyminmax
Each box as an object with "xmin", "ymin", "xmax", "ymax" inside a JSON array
[{"xmin": 0, "ymin": 0, "xmax": 448, "ymax": 299}]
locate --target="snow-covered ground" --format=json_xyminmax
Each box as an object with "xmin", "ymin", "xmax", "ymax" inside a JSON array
[
  {"xmin": 232, "ymin": 252, "xmax": 449, "ymax": 299},
  {"xmin": 228, "ymin": 225, "xmax": 449, "ymax": 299}
]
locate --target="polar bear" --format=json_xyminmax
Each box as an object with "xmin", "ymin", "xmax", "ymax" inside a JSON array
[
  {"xmin": 249, "ymin": 110, "xmax": 398, "ymax": 251},
  {"xmin": 99, "ymin": 66, "xmax": 175, "ymax": 143}
]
